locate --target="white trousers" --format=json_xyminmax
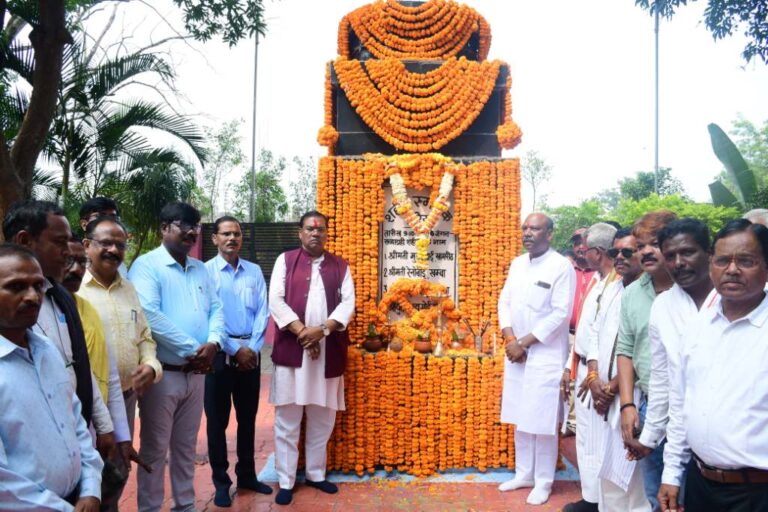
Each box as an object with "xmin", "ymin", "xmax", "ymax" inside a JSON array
[
  {"xmin": 274, "ymin": 403, "xmax": 337, "ymax": 490},
  {"xmin": 599, "ymin": 466, "xmax": 651, "ymax": 512},
  {"xmin": 514, "ymin": 430, "xmax": 558, "ymax": 490},
  {"xmin": 575, "ymin": 362, "xmax": 601, "ymax": 503},
  {"xmin": 137, "ymin": 371, "xmax": 204, "ymax": 512}
]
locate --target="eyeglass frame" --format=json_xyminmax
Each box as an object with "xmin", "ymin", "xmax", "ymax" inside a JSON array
[
  {"xmin": 169, "ymin": 220, "xmax": 202, "ymax": 233},
  {"xmin": 86, "ymin": 238, "xmax": 128, "ymax": 252},
  {"xmin": 711, "ymin": 253, "xmax": 762, "ymax": 270}
]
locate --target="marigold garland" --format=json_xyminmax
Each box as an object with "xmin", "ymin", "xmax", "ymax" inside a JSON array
[
  {"xmin": 333, "ymin": 57, "xmax": 501, "ymax": 152},
  {"xmin": 338, "ymin": 0, "xmax": 491, "ymax": 60},
  {"xmin": 319, "ymin": 155, "xmax": 521, "ymax": 347}
]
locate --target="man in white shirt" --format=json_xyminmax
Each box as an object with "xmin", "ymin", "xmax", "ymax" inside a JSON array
[
  {"xmin": 563, "ymin": 222, "xmax": 618, "ymax": 512},
  {"xmin": 3, "ymin": 199, "xmax": 118, "ymax": 458},
  {"xmin": 586, "ymin": 228, "xmax": 649, "ymax": 511},
  {"xmin": 632, "ymin": 219, "xmax": 716, "ymax": 493},
  {"xmin": 268, "ymin": 211, "xmax": 355, "ymax": 506},
  {"xmin": 0, "ymin": 243, "xmax": 102, "ymax": 512},
  {"xmin": 659, "ymin": 219, "xmax": 768, "ymax": 512},
  {"xmin": 498, "ymin": 213, "xmax": 576, "ymax": 506}
]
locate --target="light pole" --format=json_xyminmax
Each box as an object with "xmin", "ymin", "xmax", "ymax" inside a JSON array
[
  {"xmin": 249, "ymin": 34, "xmax": 260, "ymax": 222},
  {"xmin": 653, "ymin": 5, "xmax": 660, "ymax": 194}
]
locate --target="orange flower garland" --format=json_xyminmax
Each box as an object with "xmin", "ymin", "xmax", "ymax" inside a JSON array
[
  {"xmin": 318, "ymin": 155, "xmax": 520, "ymax": 346},
  {"xmin": 338, "ymin": 0, "xmax": 491, "ymax": 60},
  {"xmin": 333, "ymin": 57, "xmax": 501, "ymax": 152}
]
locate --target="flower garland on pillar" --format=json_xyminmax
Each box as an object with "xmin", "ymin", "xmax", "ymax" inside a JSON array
[{"xmin": 338, "ymin": 0, "xmax": 491, "ymax": 60}]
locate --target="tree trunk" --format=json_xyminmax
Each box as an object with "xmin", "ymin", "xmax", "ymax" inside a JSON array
[{"xmin": 0, "ymin": 0, "xmax": 71, "ymax": 224}]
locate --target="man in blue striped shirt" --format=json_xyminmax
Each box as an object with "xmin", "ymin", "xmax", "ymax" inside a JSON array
[
  {"xmin": 128, "ymin": 202, "xmax": 225, "ymax": 512},
  {"xmin": 0, "ymin": 243, "xmax": 103, "ymax": 511},
  {"xmin": 204, "ymin": 216, "xmax": 272, "ymax": 506}
]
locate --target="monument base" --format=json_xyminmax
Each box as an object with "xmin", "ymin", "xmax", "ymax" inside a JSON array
[{"xmin": 324, "ymin": 348, "xmax": 566, "ymax": 477}]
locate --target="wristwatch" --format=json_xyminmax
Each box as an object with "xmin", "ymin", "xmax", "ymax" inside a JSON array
[{"xmin": 321, "ymin": 323, "xmax": 331, "ymax": 337}]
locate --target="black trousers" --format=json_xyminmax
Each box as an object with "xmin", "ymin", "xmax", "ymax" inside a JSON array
[
  {"xmin": 684, "ymin": 461, "xmax": 768, "ymax": 512},
  {"xmin": 204, "ymin": 352, "xmax": 261, "ymax": 491}
]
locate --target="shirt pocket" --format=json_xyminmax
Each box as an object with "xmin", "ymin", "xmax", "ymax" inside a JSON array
[
  {"xmin": 526, "ymin": 281, "xmax": 552, "ymax": 311},
  {"xmin": 239, "ymin": 277, "xmax": 259, "ymax": 312}
]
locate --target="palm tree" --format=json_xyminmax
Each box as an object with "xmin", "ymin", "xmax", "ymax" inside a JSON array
[{"xmin": 49, "ymin": 35, "xmax": 206, "ymax": 202}]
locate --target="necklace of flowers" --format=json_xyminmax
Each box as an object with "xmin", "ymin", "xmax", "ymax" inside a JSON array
[{"xmin": 387, "ymin": 155, "xmax": 455, "ymax": 270}]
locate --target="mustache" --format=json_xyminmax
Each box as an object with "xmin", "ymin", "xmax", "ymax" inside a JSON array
[
  {"xmin": 641, "ymin": 254, "xmax": 658, "ymax": 263},
  {"xmin": 63, "ymin": 273, "xmax": 82, "ymax": 284},
  {"xmin": 102, "ymin": 253, "xmax": 121, "ymax": 262},
  {"xmin": 18, "ymin": 302, "xmax": 40, "ymax": 313}
]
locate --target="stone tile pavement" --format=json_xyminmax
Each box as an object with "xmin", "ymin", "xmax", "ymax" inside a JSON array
[{"xmin": 119, "ymin": 346, "xmax": 581, "ymax": 511}]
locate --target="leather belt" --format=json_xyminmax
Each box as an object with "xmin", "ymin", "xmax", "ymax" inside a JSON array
[
  {"xmin": 228, "ymin": 333, "xmax": 251, "ymax": 339},
  {"xmin": 694, "ymin": 454, "xmax": 768, "ymax": 484},
  {"xmin": 161, "ymin": 362, "xmax": 186, "ymax": 372}
]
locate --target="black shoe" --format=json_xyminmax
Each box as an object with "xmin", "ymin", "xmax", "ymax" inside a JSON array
[
  {"xmin": 237, "ymin": 477, "xmax": 273, "ymax": 495},
  {"xmin": 305, "ymin": 479, "xmax": 338, "ymax": 494},
  {"xmin": 214, "ymin": 487, "xmax": 232, "ymax": 508},
  {"xmin": 563, "ymin": 499, "xmax": 599, "ymax": 512},
  {"xmin": 275, "ymin": 488, "xmax": 293, "ymax": 505}
]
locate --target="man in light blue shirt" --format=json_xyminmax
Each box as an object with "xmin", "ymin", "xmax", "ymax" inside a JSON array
[
  {"xmin": 204, "ymin": 216, "xmax": 272, "ymax": 506},
  {"xmin": 0, "ymin": 243, "xmax": 103, "ymax": 511},
  {"xmin": 128, "ymin": 202, "xmax": 224, "ymax": 512}
]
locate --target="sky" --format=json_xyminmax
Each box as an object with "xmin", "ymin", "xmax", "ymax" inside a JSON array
[{"xmin": 83, "ymin": 0, "xmax": 768, "ymax": 214}]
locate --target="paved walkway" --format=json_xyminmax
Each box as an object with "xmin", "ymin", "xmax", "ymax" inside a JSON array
[{"xmin": 119, "ymin": 349, "xmax": 581, "ymax": 511}]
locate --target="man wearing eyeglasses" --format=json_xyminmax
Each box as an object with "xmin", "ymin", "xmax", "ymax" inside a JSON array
[
  {"xmin": 128, "ymin": 202, "xmax": 225, "ymax": 512},
  {"xmin": 204, "ymin": 216, "xmax": 272, "ymax": 506},
  {"xmin": 659, "ymin": 219, "xmax": 768, "ymax": 512},
  {"xmin": 79, "ymin": 196, "xmax": 128, "ymax": 278},
  {"xmin": 586, "ymin": 228, "xmax": 648, "ymax": 510},
  {"xmin": 563, "ymin": 222, "xmax": 618, "ymax": 512},
  {"xmin": 78, "ymin": 216, "xmax": 162, "ymax": 509}
]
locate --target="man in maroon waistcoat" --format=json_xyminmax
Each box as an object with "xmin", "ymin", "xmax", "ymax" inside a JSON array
[{"xmin": 268, "ymin": 211, "xmax": 356, "ymax": 506}]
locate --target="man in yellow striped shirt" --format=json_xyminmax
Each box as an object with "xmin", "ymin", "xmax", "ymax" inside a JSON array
[{"xmin": 79, "ymin": 216, "xmax": 163, "ymax": 436}]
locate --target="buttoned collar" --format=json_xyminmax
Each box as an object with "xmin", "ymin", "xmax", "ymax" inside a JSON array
[
  {"xmin": 712, "ymin": 292, "xmax": 768, "ymax": 328},
  {"xmin": 215, "ymin": 253, "xmax": 243, "ymax": 273},
  {"xmin": 0, "ymin": 329, "xmax": 45, "ymax": 359},
  {"xmin": 157, "ymin": 244, "xmax": 197, "ymax": 270},
  {"xmin": 82, "ymin": 269, "xmax": 122, "ymax": 291}
]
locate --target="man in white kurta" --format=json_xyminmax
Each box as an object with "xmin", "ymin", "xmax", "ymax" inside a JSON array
[
  {"xmin": 498, "ymin": 213, "xmax": 576, "ymax": 506},
  {"xmin": 586, "ymin": 229, "xmax": 649, "ymax": 511},
  {"xmin": 638, "ymin": 220, "xmax": 717, "ymax": 470},
  {"xmin": 268, "ymin": 211, "xmax": 355, "ymax": 506},
  {"xmin": 564, "ymin": 223, "xmax": 618, "ymax": 512}
]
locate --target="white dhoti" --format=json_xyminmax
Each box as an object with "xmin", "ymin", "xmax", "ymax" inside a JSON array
[
  {"xmin": 598, "ymin": 389, "xmax": 650, "ymax": 512},
  {"xmin": 574, "ymin": 362, "xmax": 604, "ymax": 503}
]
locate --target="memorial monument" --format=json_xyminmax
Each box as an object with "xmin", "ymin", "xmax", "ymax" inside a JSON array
[{"xmin": 312, "ymin": 0, "xmax": 548, "ymax": 477}]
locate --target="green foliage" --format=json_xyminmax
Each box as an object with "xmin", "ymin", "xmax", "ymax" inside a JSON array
[
  {"xmin": 231, "ymin": 149, "xmax": 288, "ymax": 222},
  {"xmin": 172, "ymin": 0, "xmax": 267, "ymax": 46},
  {"xmin": 544, "ymin": 200, "xmax": 605, "ymax": 251},
  {"xmin": 545, "ymin": 194, "xmax": 741, "ymax": 252},
  {"xmin": 617, "ymin": 167, "xmax": 686, "ymax": 201},
  {"xmin": 707, "ymin": 122, "xmax": 757, "ymax": 208},
  {"xmin": 612, "ymin": 194, "xmax": 740, "ymax": 235},
  {"xmin": 198, "ymin": 119, "xmax": 246, "ymax": 221},
  {"xmin": 288, "ymin": 156, "xmax": 317, "ymax": 221},
  {"xmin": 634, "ymin": 0, "xmax": 768, "ymax": 63},
  {"xmin": 714, "ymin": 117, "xmax": 768, "ymax": 203}
]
